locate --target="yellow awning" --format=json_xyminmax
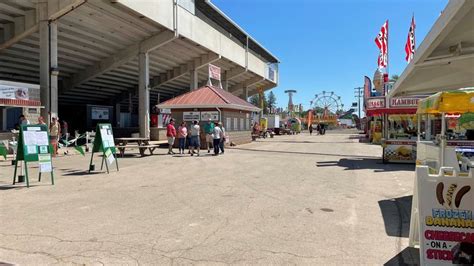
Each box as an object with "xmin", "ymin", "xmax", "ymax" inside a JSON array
[{"xmin": 416, "ymin": 90, "xmax": 474, "ymax": 114}]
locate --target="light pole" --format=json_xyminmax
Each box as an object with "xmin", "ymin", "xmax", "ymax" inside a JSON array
[{"xmin": 354, "ymin": 87, "xmax": 363, "ymax": 119}]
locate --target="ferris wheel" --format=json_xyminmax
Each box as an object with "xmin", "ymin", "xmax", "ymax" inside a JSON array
[{"xmin": 310, "ymin": 91, "xmax": 344, "ymax": 115}]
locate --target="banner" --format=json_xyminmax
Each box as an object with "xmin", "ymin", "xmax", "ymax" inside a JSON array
[
  {"xmin": 364, "ymin": 76, "xmax": 372, "ymax": 108},
  {"xmin": 367, "ymin": 97, "xmax": 385, "ymax": 109},
  {"xmin": 390, "ymin": 97, "xmax": 421, "ymax": 108},
  {"xmin": 200, "ymin": 111, "xmax": 219, "ymax": 121},
  {"xmin": 0, "ymin": 85, "xmax": 29, "ymax": 100},
  {"xmin": 91, "ymin": 107, "xmax": 110, "ymax": 120},
  {"xmin": 183, "ymin": 111, "xmax": 200, "ymax": 121},
  {"xmin": 209, "ymin": 64, "xmax": 221, "ymax": 81}
]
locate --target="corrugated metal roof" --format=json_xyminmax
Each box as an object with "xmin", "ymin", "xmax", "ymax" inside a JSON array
[{"xmin": 157, "ymin": 85, "xmax": 260, "ymax": 112}]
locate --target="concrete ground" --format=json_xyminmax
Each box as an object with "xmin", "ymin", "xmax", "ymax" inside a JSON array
[{"xmin": 0, "ymin": 129, "xmax": 418, "ymax": 265}]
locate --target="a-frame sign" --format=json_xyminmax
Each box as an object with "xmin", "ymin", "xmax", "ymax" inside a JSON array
[
  {"xmin": 13, "ymin": 124, "xmax": 54, "ymax": 187},
  {"xmin": 88, "ymin": 123, "xmax": 118, "ymax": 173}
]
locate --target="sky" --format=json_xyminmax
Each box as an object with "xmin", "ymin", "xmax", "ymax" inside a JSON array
[{"xmin": 212, "ymin": 0, "xmax": 449, "ymax": 111}]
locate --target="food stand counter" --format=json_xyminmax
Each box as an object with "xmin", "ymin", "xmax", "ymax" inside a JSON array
[{"xmin": 415, "ymin": 90, "xmax": 474, "ymax": 173}]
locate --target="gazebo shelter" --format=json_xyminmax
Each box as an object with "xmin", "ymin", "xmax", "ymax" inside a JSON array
[{"xmin": 156, "ymin": 85, "xmax": 260, "ymax": 145}]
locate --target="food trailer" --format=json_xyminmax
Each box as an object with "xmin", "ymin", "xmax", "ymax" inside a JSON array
[
  {"xmin": 415, "ymin": 90, "xmax": 474, "ymax": 173},
  {"xmin": 380, "ymin": 96, "xmax": 424, "ymax": 163}
]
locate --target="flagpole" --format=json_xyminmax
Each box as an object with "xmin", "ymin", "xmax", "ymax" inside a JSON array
[{"xmin": 386, "ymin": 20, "xmax": 389, "ymax": 78}]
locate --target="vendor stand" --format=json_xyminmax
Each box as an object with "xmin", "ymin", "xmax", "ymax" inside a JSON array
[
  {"xmin": 380, "ymin": 96, "xmax": 424, "ymax": 163},
  {"xmin": 415, "ymin": 90, "xmax": 474, "ymax": 174}
]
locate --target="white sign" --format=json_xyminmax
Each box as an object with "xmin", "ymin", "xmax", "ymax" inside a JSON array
[
  {"xmin": 0, "ymin": 85, "xmax": 29, "ymax": 100},
  {"xmin": 390, "ymin": 97, "xmax": 420, "ymax": 108},
  {"xmin": 366, "ymin": 98, "xmax": 386, "ymax": 109},
  {"xmin": 200, "ymin": 111, "xmax": 219, "ymax": 121},
  {"xmin": 183, "ymin": 111, "xmax": 200, "ymax": 121},
  {"xmin": 209, "ymin": 64, "xmax": 221, "ymax": 81},
  {"xmin": 38, "ymin": 154, "xmax": 52, "ymax": 173},
  {"xmin": 416, "ymin": 167, "xmax": 474, "ymax": 265},
  {"xmin": 91, "ymin": 107, "xmax": 109, "ymax": 120}
]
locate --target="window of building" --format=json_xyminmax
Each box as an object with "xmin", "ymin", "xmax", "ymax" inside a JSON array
[
  {"xmin": 240, "ymin": 118, "xmax": 244, "ymax": 130},
  {"xmin": 246, "ymin": 119, "xmax": 250, "ymax": 130},
  {"xmin": 226, "ymin": 117, "xmax": 231, "ymax": 131},
  {"xmin": 233, "ymin": 118, "xmax": 238, "ymax": 131}
]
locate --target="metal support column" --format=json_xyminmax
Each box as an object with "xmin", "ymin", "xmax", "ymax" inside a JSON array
[
  {"xmin": 241, "ymin": 87, "xmax": 248, "ymax": 101},
  {"xmin": 39, "ymin": 2, "xmax": 58, "ymax": 123},
  {"xmin": 138, "ymin": 52, "xmax": 150, "ymax": 139},
  {"xmin": 190, "ymin": 68, "xmax": 198, "ymax": 91}
]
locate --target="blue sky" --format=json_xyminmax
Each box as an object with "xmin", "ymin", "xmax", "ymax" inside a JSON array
[{"xmin": 212, "ymin": 0, "xmax": 448, "ymax": 111}]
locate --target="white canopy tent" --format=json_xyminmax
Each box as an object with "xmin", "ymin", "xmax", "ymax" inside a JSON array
[{"xmin": 389, "ymin": 0, "xmax": 474, "ymax": 97}]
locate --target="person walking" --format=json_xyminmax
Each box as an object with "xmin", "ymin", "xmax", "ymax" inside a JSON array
[
  {"xmin": 177, "ymin": 121, "xmax": 188, "ymax": 155},
  {"xmin": 49, "ymin": 116, "xmax": 61, "ymax": 157},
  {"xmin": 316, "ymin": 123, "xmax": 321, "ymax": 135},
  {"xmin": 218, "ymin": 122, "xmax": 226, "ymax": 154},
  {"xmin": 212, "ymin": 122, "xmax": 223, "ymax": 156},
  {"xmin": 309, "ymin": 124, "xmax": 313, "ymax": 135},
  {"xmin": 166, "ymin": 119, "xmax": 176, "ymax": 155},
  {"xmin": 204, "ymin": 119, "xmax": 215, "ymax": 153},
  {"xmin": 190, "ymin": 120, "xmax": 200, "ymax": 156}
]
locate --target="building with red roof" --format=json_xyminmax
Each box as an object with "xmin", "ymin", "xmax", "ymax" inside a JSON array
[{"xmin": 156, "ymin": 85, "xmax": 260, "ymax": 145}]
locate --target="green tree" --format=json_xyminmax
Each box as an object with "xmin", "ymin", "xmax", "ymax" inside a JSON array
[
  {"xmin": 390, "ymin": 74, "xmax": 399, "ymax": 82},
  {"xmin": 249, "ymin": 95, "xmax": 259, "ymax": 107},
  {"xmin": 267, "ymin": 91, "xmax": 277, "ymax": 112}
]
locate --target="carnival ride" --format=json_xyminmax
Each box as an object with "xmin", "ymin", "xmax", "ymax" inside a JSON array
[{"xmin": 310, "ymin": 91, "xmax": 344, "ymax": 126}]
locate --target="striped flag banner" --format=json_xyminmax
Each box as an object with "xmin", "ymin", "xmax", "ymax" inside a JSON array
[
  {"xmin": 405, "ymin": 15, "xmax": 416, "ymax": 63},
  {"xmin": 375, "ymin": 20, "xmax": 388, "ymax": 68}
]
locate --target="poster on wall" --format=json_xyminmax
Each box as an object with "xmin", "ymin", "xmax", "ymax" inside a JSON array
[
  {"xmin": 200, "ymin": 111, "xmax": 219, "ymax": 121},
  {"xmin": 91, "ymin": 107, "xmax": 110, "ymax": 120},
  {"xmin": 417, "ymin": 172, "xmax": 474, "ymax": 265},
  {"xmin": 0, "ymin": 85, "xmax": 29, "ymax": 100},
  {"xmin": 183, "ymin": 112, "xmax": 200, "ymax": 121},
  {"xmin": 383, "ymin": 143, "xmax": 416, "ymax": 162}
]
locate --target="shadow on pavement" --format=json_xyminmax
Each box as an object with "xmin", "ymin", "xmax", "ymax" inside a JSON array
[
  {"xmin": 62, "ymin": 170, "xmax": 102, "ymax": 176},
  {"xmin": 232, "ymin": 147, "xmax": 378, "ymax": 159},
  {"xmin": 317, "ymin": 158, "xmax": 415, "ymax": 172},
  {"xmin": 263, "ymin": 140, "xmax": 356, "ymax": 144},
  {"xmin": 384, "ymin": 246, "xmax": 420, "ymax": 266},
  {"xmin": 378, "ymin": 196, "xmax": 412, "ymax": 238}
]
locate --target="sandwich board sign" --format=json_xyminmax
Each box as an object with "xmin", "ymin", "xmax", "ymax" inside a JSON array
[
  {"xmin": 13, "ymin": 124, "xmax": 54, "ymax": 187},
  {"xmin": 409, "ymin": 166, "xmax": 474, "ymax": 265},
  {"xmin": 88, "ymin": 123, "xmax": 118, "ymax": 173}
]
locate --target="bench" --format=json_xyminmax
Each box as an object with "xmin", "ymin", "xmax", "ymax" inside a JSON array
[
  {"xmin": 116, "ymin": 145, "xmax": 139, "ymax": 157},
  {"xmin": 116, "ymin": 140, "xmax": 168, "ymax": 157}
]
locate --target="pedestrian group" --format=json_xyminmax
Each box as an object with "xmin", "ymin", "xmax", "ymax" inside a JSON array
[{"xmin": 166, "ymin": 118, "xmax": 226, "ymax": 156}]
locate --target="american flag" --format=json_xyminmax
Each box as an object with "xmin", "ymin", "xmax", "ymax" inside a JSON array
[
  {"xmin": 375, "ymin": 20, "xmax": 388, "ymax": 68},
  {"xmin": 405, "ymin": 16, "xmax": 416, "ymax": 63}
]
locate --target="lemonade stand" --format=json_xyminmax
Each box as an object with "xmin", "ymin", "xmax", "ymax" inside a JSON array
[{"xmin": 416, "ymin": 90, "xmax": 474, "ymax": 173}]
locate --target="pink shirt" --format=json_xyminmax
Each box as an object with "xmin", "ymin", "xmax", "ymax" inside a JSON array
[{"xmin": 178, "ymin": 126, "xmax": 188, "ymax": 138}]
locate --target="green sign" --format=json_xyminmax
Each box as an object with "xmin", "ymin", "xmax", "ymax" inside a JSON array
[
  {"xmin": 0, "ymin": 143, "xmax": 6, "ymax": 160},
  {"xmin": 13, "ymin": 124, "xmax": 54, "ymax": 187},
  {"xmin": 88, "ymin": 123, "xmax": 118, "ymax": 173}
]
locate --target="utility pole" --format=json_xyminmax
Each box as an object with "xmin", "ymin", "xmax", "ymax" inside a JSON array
[{"xmin": 354, "ymin": 87, "xmax": 363, "ymax": 119}]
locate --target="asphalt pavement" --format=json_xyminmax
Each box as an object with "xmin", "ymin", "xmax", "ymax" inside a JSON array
[{"xmin": 0, "ymin": 129, "xmax": 418, "ymax": 265}]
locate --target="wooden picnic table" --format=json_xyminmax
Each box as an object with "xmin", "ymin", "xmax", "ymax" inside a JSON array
[{"xmin": 114, "ymin": 137, "xmax": 165, "ymax": 157}]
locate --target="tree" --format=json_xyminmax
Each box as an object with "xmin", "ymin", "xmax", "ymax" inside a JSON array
[
  {"xmin": 390, "ymin": 74, "xmax": 399, "ymax": 83},
  {"xmin": 248, "ymin": 94, "xmax": 269, "ymax": 114},
  {"xmin": 249, "ymin": 95, "xmax": 259, "ymax": 107},
  {"xmin": 267, "ymin": 91, "xmax": 277, "ymax": 112}
]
